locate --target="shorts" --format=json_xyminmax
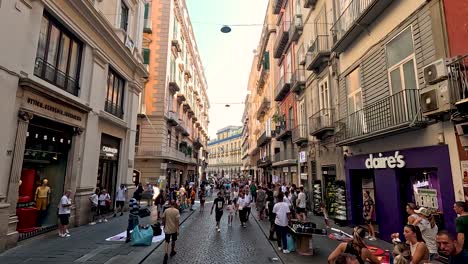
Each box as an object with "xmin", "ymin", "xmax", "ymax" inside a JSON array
[
  {"xmin": 36, "ymin": 197, "xmax": 48, "ymax": 210},
  {"xmin": 200, "ymin": 199, "xmax": 205, "ymax": 204},
  {"xmin": 59, "ymin": 214, "xmax": 70, "ymax": 225},
  {"xmin": 127, "ymin": 214, "xmax": 139, "ymax": 231},
  {"xmin": 296, "ymin": 207, "xmax": 306, "ymax": 214},
  {"xmin": 116, "ymin": 201, "xmax": 125, "ymax": 208},
  {"xmin": 165, "ymin": 233, "xmax": 178, "ymax": 243},
  {"xmin": 215, "ymin": 211, "xmax": 223, "ymax": 222}
]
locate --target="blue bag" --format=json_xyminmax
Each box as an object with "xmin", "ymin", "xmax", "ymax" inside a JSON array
[
  {"xmin": 286, "ymin": 233, "xmax": 296, "ymax": 252},
  {"xmin": 131, "ymin": 225, "xmax": 153, "ymax": 246}
]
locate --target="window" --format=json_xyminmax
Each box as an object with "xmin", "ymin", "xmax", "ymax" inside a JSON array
[
  {"xmin": 176, "ymin": 135, "xmax": 179, "ymax": 150},
  {"xmin": 288, "ymin": 107, "xmax": 294, "ymax": 129},
  {"xmin": 346, "ymin": 68, "xmax": 362, "ymax": 114},
  {"xmin": 105, "ymin": 68, "xmax": 125, "ymax": 118},
  {"xmin": 120, "ymin": 1, "xmax": 129, "ymax": 31},
  {"xmin": 135, "ymin": 125, "xmax": 140, "ymax": 146},
  {"xmin": 34, "ymin": 13, "xmax": 82, "ymax": 96},
  {"xmin": 173, "ymin": 18, "xmax": 179, "ymax": 40},
  {"xmin": 167, "ymin": 130, "xmax": 172, "ymax": 147},
  {"xmin": 143, "ymin": 48, "xmax": 150, "ymax": 65},
  {"xmin": 319, "ymin": 77, "xmax": 330, "ymax": 110},
  {"xmin": 286, "ymin": 51, "xmax": 292, "ymax": 82}
]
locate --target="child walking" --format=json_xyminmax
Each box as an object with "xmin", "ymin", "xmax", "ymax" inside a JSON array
[
  {"xmin": 320, "ymin": 203, "xmax": 330, "ymax": 228},
  {"xmin": 226, "ymin": 200, "xmax": 234, "ymax": 226}
]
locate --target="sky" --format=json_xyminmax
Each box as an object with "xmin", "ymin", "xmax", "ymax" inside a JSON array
[{"xmin": 186, "ymin": 0, "xmax": 269, "ymax": 139}]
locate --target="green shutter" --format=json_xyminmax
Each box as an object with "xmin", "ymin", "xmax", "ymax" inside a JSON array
[
  {"xmin": 263, "ymin": 51, "xmax": 270, "ymax": 70},
  {"xmin": 143, "ymin": 48, "xmax": 150, "ymax": 64},
  {"xmin": 144, "ymin": 3, "xmax": 149, "ymax": 19}
]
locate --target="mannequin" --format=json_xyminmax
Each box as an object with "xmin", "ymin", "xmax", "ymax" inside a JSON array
[{"xmin": 35, "ymin": 179, "xmax": 51, "ymax": 225}]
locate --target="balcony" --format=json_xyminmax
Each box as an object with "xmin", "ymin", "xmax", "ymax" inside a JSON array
[
  {"xmin": 171, "ymin": 39, "xmax": 181, "ymax": 53},
  {"xmin": 304, "ymin": 0, "xmax": 317, "ymax": 8},
  {"xmin": 194, "ymin": 137, "xmax": 203, "ymax": 149},
  {"xmin": 275, "ymin": 120, "xmax": 293, "ymax": 141},
  {"xmin": 169, "ymin": 74, "xmax": 181, "ymax": 94},
  {"xmin": 257, "ymin": 130, "xmax": 272, "ymax": 147},
  {"xmin": 135, "ymin": 147, "xmax": 197, "ymax": 164},
  {"xmin": 331, "ymin": 0, "xmax": 393, "ymax": 53},
  {"xmin": 292, "ymin": 124, "xmax": 308, "ymax": 144},
  {"xmin": 306, "ymin": 35, "xmax": 331, "ymax": 72},
  {"xmin": 33, "ymin": 57, "xmax": 80, "ymax": 96},
  {"xmin": 143, "ymin": 18, "xmax": 152, "ymax": 33},
  {"xmin": 104, "ymin": 100, "xmax": 124, "ymax": 119},
  {"xmin": 272, "ymin": 0, "xmax": 285, "ymax": 15},
  {"xmin": 448, "ymin": 55, "xmax": 468, "ymax": 109},
  {"xmin": 257, "ymin": 156, "xmax": 272, "ymax": 167},
  {"xmin": 334, "ymin": 89, "xmax": 426, "ymax": 145},
  {"xmin": 257, "ymin": 66, "xmax": 269, "ymax": 93},
  {"xmin": 272, "ymin": 151, "xmax": 297, "ymax": 166},
  {"xmin": 289, "ymin": 14, "xmax": 303, "ymax": 43},
  {"xmin": 256, "ymin": 98, "xmax": 271, "ymax": 120},
  {"xmin": 309, "ymin": 108, "xmax": 335, "ymax": 139},
  {"xmin": 176, "ymin": 120, "xmax": 190, "ymax": 137},
  {"xmin": 177, "ymin": 89, "xmax": 186, "ymax": 102},
  {"xmin": 290, "ymin": 69, "xmax": 306, "ymax": 94},
  {"xmin": 273, "ymin": 25, "xmax": 289, "ymax": 59},
  {"xmin": 185, "ymin": 68, "xmax": 192, "ymax": 79},
  {"xmin": 275, "ymin": 73, "xmax": 291, "ymax": 101},
  {"xmin": 166, "ymin": 111, "xmax": 179, "ymax": 126}
]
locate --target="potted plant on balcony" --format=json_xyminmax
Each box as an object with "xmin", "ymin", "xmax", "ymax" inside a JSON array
[
  {"xmin": 187, "ymin": 146, "xmax": 193, "ymax": 157},
  {"xmin": 272, "ymin": 113, "xmax": 284, "ymax": 133}
]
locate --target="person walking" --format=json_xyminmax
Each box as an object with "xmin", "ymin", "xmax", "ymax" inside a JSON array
[
  {"xmin": 436, "ymin": 230, "xmax": 468, "ymax": 263},
  {"xmin": 199, "ymin": 187, "xmax": 206, "ymax": 212},
  {"xmin": 162, "ymin": 200, "xmax": 180, "ymax": 264},
  {"xmin": 406, "ymin": 203, "xmax": 420, "ymax": 225},
  {"xmin": 58, "ymin": 190, "xmax": 72, "ymax": 238},
  {"xmin": 256, "ymin": 186, "xmax": 266, "ymax": 220},
  {"xmin": 267, "ymin": 189, "xmax": 276, "ymax": 241},
  {"xmin": 189, "ymin": 187, "xmax": 196, "ymax": 211},
  {"xmin": 227, "ymin": 200, "xmax": 235, "ymax": 226},
  {"xmin": 98, "ymin": 189, "xmax": 110, "ymax": 223},
  {"xmin": 454, "ymin": 201, "xmax": 468, "ymax": 250},
  {"xmin": 114, "ymin": 184, "xmax": 127, "ymax": 217},
  {"xmin": 328, "ymin": 226, "xmax": 380, "ymax": 264},
  {"xmin": 238, "ymin": 192, "xmax": 248, "ymax": 228},
  {"xmin": 363, "ymin": 191, "xmax": 376, "ymax": 241},
  {"xmin": 154, "ymin": 190, "xmax": 166, "ymax": 219},
  {"xmin": 296, "ymin": 186, "xmax": 307, "ymax": 222},
  {"xmin": 244, "ymin": 189, "xmax": 252, "ymax": 220},
  {"xmin": 414, "ymin": 207, "xmax": 438, "ymax": 260},
  {"xmin": 211, "ymin": 192, "xmax": 225, "ymax": 232},
  {"xmin": 273, "ymin": 193, "xmax": 291, "ymax": 254},
  {"xmin": 125, "ymin": 198, "xmax": 140, "ymax": 243},
  {"xmin": 133, "ymin": 183, "xmax": 143, "ymax": 204},
  {"xmin": 250, "ymin": 183, "xmax": 257, "ymax": 203},
  {"xmin": 88, "ymin": 188, "xmax": 99, "ymax": 225}
]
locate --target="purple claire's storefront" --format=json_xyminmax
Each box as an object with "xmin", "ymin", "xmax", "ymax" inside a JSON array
[{"xmin": 345, "ymin": 145, "xmax": 457, "ymax": 241}]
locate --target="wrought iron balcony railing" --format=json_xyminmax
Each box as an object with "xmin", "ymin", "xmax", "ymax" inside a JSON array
[
  {"xmin": 275, "ymin": 119, "xmax": 294, "ymax": 141},
  {"xmin": 104, "ymin": 99, "xmax": 124, "ymax": 118},
  {"xmin": 273, "ymin": 24, "xmax": 290, "ymax": 59},
  {"xmin": 291, "ymin": 68, "xmax": 306, "ymax": 94},
  {"xmin": 289, "ymin": 14, "xmax": 303, "ymax": 43},
  {"xmin": 306, "ymin": 35, "xmax": 331, "ymax": 72},
  {"xmin": 334, "ymin": 89, "xmax": 425, "ymax": 145},
  {"xmin": 257, "ymin": 129, "xmax": 272, "ymax": 147},
  {"xmin": 166, "ymin": 111, "xmax": 179, "ymax": 126},
  {"xmin": 448, "ymin": 55, "xmax": 468, "ymax": 105},
  {"xmin": 275, "ymin": 73, "xmax": 291, "ymax": 101},
  {"xmin": 292, "ymin": 124, "xmax": 308, "ymax": 144},
  {"xmin": 33, "ymin": 57, "xmax": 80, "ymax": 96},
  {"xmin": 273, "ymin": 151, "xmax": 297, "ymax": 163},
  {"xmin": 309, "ymin": 108, "xmax": 334, "ymax": 139},
  {"xmin": 272, "ymin": 0, "xmax": 285, "ymax": 15}
]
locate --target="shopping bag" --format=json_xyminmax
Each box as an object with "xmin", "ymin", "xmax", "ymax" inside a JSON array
[
  {"xmin": 131, "ymin": 225, "xmax": 153, "ymax": 246},
  {"xmin": 286, "ymin": 233, "xmax": 296, "ymax": 252},
  {"xmin": 151, "ymin": 223, "xmax": 162, "ymax": 236},
  {"xmin": 138, "ymin": 208, "xmax": 151, "ymax": 218}
]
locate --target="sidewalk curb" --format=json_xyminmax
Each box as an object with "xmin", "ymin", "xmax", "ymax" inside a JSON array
[
  {"xmin": 251, "ymin": 213, "xmax": 285, "ymax": 264},
  {"xmin": 137, "ymin": 209, "xmax": 196, "ymax": 264}
]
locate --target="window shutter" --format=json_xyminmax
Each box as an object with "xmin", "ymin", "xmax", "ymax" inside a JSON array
[
  {"xmin": 143, "ymin": 48, "xmax": 150, "ymax": 64},
  {"xmin": 263, "ymin": 51, "xmax": 270, "ymax": 70},
  {"xmin": 144, "ymin": 3, "xmax": 149, "ymax": 19}
]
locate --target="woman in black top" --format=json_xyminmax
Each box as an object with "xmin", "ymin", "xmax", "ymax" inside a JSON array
[
  {"xmin": 328, "ymin": 226, "xmax": 381, "ymax": 264},
  {"xmin": 267, "ymin": 190, "xmax": 276, "ymax": 241}
]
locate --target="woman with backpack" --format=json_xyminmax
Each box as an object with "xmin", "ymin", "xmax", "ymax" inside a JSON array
[{"xmin": 328, "ymin": 226, "xmax": 381, "ymax": 264}]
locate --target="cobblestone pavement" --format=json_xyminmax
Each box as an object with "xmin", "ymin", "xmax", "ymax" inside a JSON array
[
  {"xmin": 142, "ymin": 205, "xmax": 283, "ymax": 264},
  {"xmin": 0, "ymin": 207, "xmax": 195, "ymax": 264}
]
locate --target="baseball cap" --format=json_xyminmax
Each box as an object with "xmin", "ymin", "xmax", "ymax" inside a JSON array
[{"xmin": 414, "ymin": 207, "xmax": 431, "ymax": 217}]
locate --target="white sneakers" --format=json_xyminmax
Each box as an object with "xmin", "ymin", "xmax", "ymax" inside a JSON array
[
  {"xmin": 278, "ymin": 247, "xmax": 282, "ymax": 250},
  {"xmin": 89, "ymin": 222, "xmax": 96, "ymax": 225},
  {"xmin": 104, "ymin": 219, "xmax": 108, "ymax": 222},
  {"xmin": 282, "ymin": 249, "xmax": 290, "ymax": 254},
  {"xmin": 369, "ymin": 237, "xmax": 377, "ymax": 241},
  {"xmin": 59, "ymin": 233, "xmax": 70, "ymax": 238}
]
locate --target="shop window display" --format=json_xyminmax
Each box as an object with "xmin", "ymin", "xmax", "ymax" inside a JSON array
[{"xmin": 17, "ymin": 117, "xmax": 73, "ymax": 238}]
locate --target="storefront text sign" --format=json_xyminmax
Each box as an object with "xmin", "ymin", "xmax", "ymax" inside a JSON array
[
  {"xmin": 102, "ymin": 146, "xmax": 118, "ymax": 157},
  {"xmin": 21, "ymin": 90, "xmax": 85, "ymax": 128},
  {"xmin": 415, "ymin": 189, "xmax": 438, "ymax": 209},
  {"xmin": 365, "ymin": 151, "xmax": 406, "ymax": 169},
  {"xmin": 299, "ymin": 151, "xmax": 307, "ymax": 163}
]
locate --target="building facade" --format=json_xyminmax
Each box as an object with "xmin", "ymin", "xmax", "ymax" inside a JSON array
[
  {"xmin": 0, "ymin": 0, "xmax": 147, "ymax": 250},
  {"xmin": 244, "ymin": 0, "xmax": 467, "ymax": 242},
  {"xmin": 207, "ymin": 126, "xmax": 243, "ymax": 179},
  {"xmin": 135, "ymin": 0, "xmax": 210, "ymax": 188}
]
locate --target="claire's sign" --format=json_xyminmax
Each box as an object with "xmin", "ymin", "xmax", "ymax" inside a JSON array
[{"xmin": 365, "ymin": 151, "xmax": 405, "ymax": 169}]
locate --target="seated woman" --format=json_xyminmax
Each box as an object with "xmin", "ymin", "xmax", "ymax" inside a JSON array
[
  {"xmin": 392, "ymin": 225, "xmax": 429, "ymax": 264},
  {"xmin": 328, "ymin": 226, "xmax": 381, "ymax": 264}
]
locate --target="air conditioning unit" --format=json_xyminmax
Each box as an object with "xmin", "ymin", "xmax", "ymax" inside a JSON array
[
  {"xmin": 456, "ymin": 122, "xmax": 468, "ymax": 150},
  {"xmin": 423, "ymin": 59, "xmax": 449, "ymax": 85},
  {"xmin": 420, "ymin": 80, "xmax": 454, "ymax": 117}
]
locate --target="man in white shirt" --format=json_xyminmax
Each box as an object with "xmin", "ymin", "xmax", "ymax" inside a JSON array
[
  {"xmin": 58, "ymin": 190, "xmax": 72, "ymax": 237},
  {"xmin": 244, "ymin": 191, "xmax": 252, "ymax": 220},
  {"xmin": 114, "ymin": 184, "xmax": 127, "ymax": 217},
  {"xmin": 273, "ymin": 193, "xmax": 291, "ymax": 254},
  {"xmin": 296, "ymin": 186, "xmax": 307, "ymax": 221},
  {"xmin": 281, "ymin": 183, "xmax": 287, "ymax": 193}
]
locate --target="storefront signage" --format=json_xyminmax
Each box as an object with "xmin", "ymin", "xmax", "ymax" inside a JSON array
[
  {"xmin": 414, "ymin": 188, "xmax": 438, "ymax": 209},
  {"xmin": 300, "ymin": 173, "xmax": 308, "ymax": 180},
  {"xmin": 299, "ymin": 151, "xmax": 307, "ymax": 163},
  {"xmin": 21, "ymin": 91, "xmax": 85, "ymax": 128},
  {"xmin": 102, "ymin": 146, "xmax": 118, "ymax": 157},
  {"xmin": 365, "ymin": 151, "xmax": 405, "ymax": 169},
  {"xmin": 282, "ymin": 167, "xmax": 289, "ymax": 173},
  {"xmin": 290, "ymin": 166, "xmax": 297, "ymax": 172}
]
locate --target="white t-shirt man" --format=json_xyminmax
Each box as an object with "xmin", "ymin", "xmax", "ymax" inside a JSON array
[
  {"xmin": 281, "ymin": 185, "xmax": 287, "ymax": 193},
  {"xmin": 297, "ymin": 191, "xmax": 306, "ymax": 209},
  {"xmin": 418, "ymin": 220, "xmax": 438, "ymax": 254},
  {"xmin": 116, "ymin": 186, "xmax": 127, "ymax": 201},
  {"xmin": 98, "ymin": 193, "xmax": 110, "ymax": 206},
  {"xmin": 273, "ymin": 201, "xmax": 290, "ymax": 227},
  {"xmin": 244, "ymin": 193, "xmax": 252, "ymax": 208},
  {"xmin": 238, "ymin": 197, "xmax": 246, "ymax": 209},
  {"xmin": 59, "ymin": 195, "xmax": 71, "ymax": 215}
]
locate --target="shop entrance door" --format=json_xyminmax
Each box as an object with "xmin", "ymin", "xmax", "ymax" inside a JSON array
[
  {"xmin": 97, "ymin": 159, "xmax": 118, "ymax": 209},
  {"xmin": 349, "ymin": 170, "xmax": 376, "ymax": 226}
]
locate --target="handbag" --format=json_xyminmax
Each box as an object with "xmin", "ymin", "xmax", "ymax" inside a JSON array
[
  {"xmin": 131, "ymin": 225, "xmax": 153, "ymax": 246},
  {"xmin": 151, "ymin": 223, "xmax": 162, "ymax": 236},
  {"xmin": 138, "ymin": 208, "xmax": 151, "ymax": 218}
]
